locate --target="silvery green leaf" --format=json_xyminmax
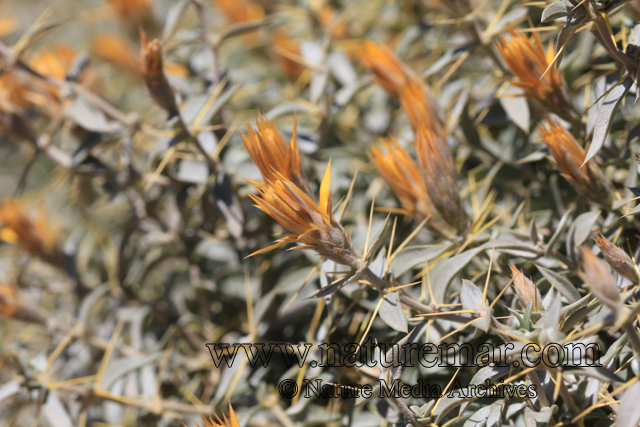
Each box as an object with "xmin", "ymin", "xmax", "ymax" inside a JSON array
[
  {"xmin": 463, "ymin": 405, "xmax": 492, "ymax": 427},
  {"xmin": 162, "ymin": 0, "xmax": 190, "ymax": 40},
  {"xmin": 176, "ymin": 158, "xmax": 209, "ymax": 184},
  {"xmin": 389, "ymin": 244, "xmax": 448, "ymax": 277},
  {"xmin": 310, "ymin": 69, "xmax": 329, "ymax": 104},
  {"xmin": 566, "ymin": 211, "xmax": 600, "ymax": 259},
  {"xmin": 615, "ymin": 381, "xmax": 640, "ymax": 427},
  {"xmin": 536, "ymin": 265, "xmax": 581, "ymax": 303},
  {"xmin": 327, "ymin": 51, "xmax": 356, "ymax": 86},
  {"xmin": 219, "ymin": 17, "xmax": 276, "ymax": 43},
  {"xmin": 79, "ymin": 284, "xmax": 110, "ymax": 325},
  {"xmin": 43, "ymin": 391, "xmax": 73, "ymax": 427},
  {"xmin": 564, "ymin": 366, "xmax": 623, "ymax": 384},
  {"xmin": 432, "ymin": 247, "xmax": 484, "ymax": 304},
  {"xmin": 460, "ymin": 280, "xmax": 486, "ymax": 313},
  {"xmin": 584, "ymin": 77, "xmax": 634, "ymax": 165},
  {"xmin": 541, "ymin": 1, "xmax": 573, "ymax": 22},
  {"xmin": 524, "ymin": 405, "xmax": 557, "ymax": 427},
  {"xmin": 0, "ymin": 380, "xmax": 20, "ymax": 403},
  {"xmin": 537, "ymin": 294, "xmax": 562, "ymax": 329},
  {"xmin": 499, "ymin": 87, "xmax": 529, "ymax": 132},
  {"xmin": 435, "ymin": 365, "xmax": 510, "ymax": 423},
  {"xmin": 99, "ymin": 353, "xmax": 162, "ymax": 390},
  {"xmin": 379, "ymin": 292, "xmax": 408, "ymax": 333},
  {"xmin": 68, "ymin": 95, "xmax": 123, "ymax": 134}
]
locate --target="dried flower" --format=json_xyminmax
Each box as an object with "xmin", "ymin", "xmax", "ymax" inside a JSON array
[
  {"xmin": 539, "ymin": 118, "xmax": 613, "ymax": 206},
  {"xmin": 369, "ymin": 136, "xmax": 431, "ymax": 217},
  {"xmin": 241, "ymin": 115, "xmax": 312, "ymax": 197},
  {"xmin": 272, "ymin": 31, "xmax": 305, "ymax": 80},
  {"xmin": 496, "ymin": 29, "xmax": 571, "ymax": 115},
  {"xmin": 0, "ymin": 200, "xmax": 63, "ymax": 267},
  {"xmin": 509, "ymin": 263, "xmax": 543, "ymax": 312},
  {"xmin": 580, "ymin": 245, "xmax": 621, "ymax": 311},
  {"xmin": 140, "ymin": 31, "xmax": 179, "ymax": 116},
  {"xmin": 212, "ymin": 0, "xmax": 264, "ymax": 23},
  {"xmin": 248, "ymin": 161, "xmax": 357, "ymax": 265},
  {"xmin": 195, "ymin": 404, "xmax": 240, "ymax": 427},
  {"xmin": 358, "ymin": 40, "xmax": 441, "ymax": 134},
  {"xmin": 594, "ymin": 234, "xmax": 639, "ymax": 283},
  {"xmin": 416, "ymin": 124, "xmax": 465, "ymax": 230}
]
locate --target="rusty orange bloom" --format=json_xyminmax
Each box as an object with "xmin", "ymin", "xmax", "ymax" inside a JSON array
[
  {"xmin": 212, "ymin": 0, "xmax": 264, "ymax": 23},
  {"xmin": 369, "ymin": 137, "xmax": 431, "ymax": 218},
  {"xmin": 496, "ymin": 29, "xmax": 572, "ymax": 115},
  {"xmin": 272, "ymin": 31, "xmax": 305, "ymax": 80},
  {"xmin": 140, "ymin": 31, "xmax": 178, "ymax": 116},
  {"xmin": 594, "ymin": 234, "xmax": 639, "ymax": 283},
  {"xmin": 93, "ymin": 34, "xmax": 140, "ymax": 74},
  {"xmin": 106, "ymin": 0, "xmax": 154, "ymax": 26},
  {"xmin": 539, "ymin": 118, "xmax": 612, "ymax": 206},
  {"xmin": 580, "ymin": 245, "xmax": 621, "ymax": 312},
  {"xmin": 241, "ymin": 115, "xmax": 312, "ymax": 197},
  {"xmin": 249, "ymin": 161, "xmax": 357, "ymax": 265},
  {"xmin": 0, "ymin": 200, "xmax": 63, "ymax": 267},
  {"xmin": 194, "ymin": 404, "xmax": 240, "ymax": 427},
  {"xmin": 416, "ymin": 125, "xmax": 465, "ymax": 231},
  {"xmin": 358, "ymin": 40, "xmax": 441, "ymax": 134},
  {"xmin": 509, "ymin": 263, "xmax": 543, "ymax": 313}
]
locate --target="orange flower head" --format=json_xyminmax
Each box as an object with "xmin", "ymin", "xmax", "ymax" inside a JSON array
[
  {"xmin": 358, "ymin": 40, "xmax": 441, "ymax": 134},
  {"xmin": 509, "ymin": 263, "xmax": 543, "ymax": 313},
  {"xmin": 140, "ymin": 31, "xmax": 178, "ymax": 115},
  {"xmin": 593, "ymin": 234, "xmax": 639, "ymax": 283},
  {"xmin": 369, "ymin": 136, "xmax": 431, "ymax": 217},
  {"xmin": 241, "ymin": 115, "xmax": 312, "ymax": 197},
  {"xmin": 194, "ymin": 404, "xmax": 240, "ymax": 427},
  {"xmin": 416, "ymin": 125, "xmax": 465, "ymax": 230},
  {"xmin": 249, "ymin": 161, "xmax": 357, "ymax": 265},
  {"xmin": 212, "ymin": 0, "xmax": 264, "ymax": 23},
  {"xmin": 496, "ymin": 29, "xmax": 568, "ymax": 110},
  {"xmin": 93, "ymin": 34, "xmax": 140, "ymax": 74},
  {"xmin": 272, "ymin": 31, "xmax": 305, "ymax": 80},
  {"xmin": 539, "ymin": 118, "xmax": 612, "ymax": 206},
  {"xmin": 0, "ymin": 200, "xmax": 62, "ymax": 266},
  {"xmin": 106, "ymin": 0, "xmax": 154, "ymax": 25}
]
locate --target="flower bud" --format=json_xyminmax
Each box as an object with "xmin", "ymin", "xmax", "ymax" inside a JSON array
[
  {"xmin": 580, "ymin": 245, "xmax": 621, "ymax": 311},
  {"xmin": 140, "ymin": 31, "xmax": 178, "ymax": 116},
  {"xmin": 416, "ymin": 125, "xmax": 465, "ymax": 231},
  {"xmin": 509, "ymin": 263, "xmax": 543, "ymax": 313},
  {"xmin": 594, "ymin": 234, "xmax": 640, "ymax": 283}
]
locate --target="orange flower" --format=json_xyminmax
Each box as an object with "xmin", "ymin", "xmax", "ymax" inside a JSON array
[
  {"xmin": 0, "ymin": 200, "xmax": 63, "ymax": 267},
  {"xmin": 93, "ymin": 34, "xmax": 140, "ymax": 74},
  {"xmin": 496, "ymin": 29, "xmax": 570, "ymax": 113},
  {"xmin": 539, "ymin": 118, "xmax": 612, "ymax": 206},
  {"xmin": 272, "ymin": 31, "xmax": 305, "ymax": 80},
  {"xmin": 249, "ymin": 161, "xmax": 357, "ymax": 265},
  {"xmin": 241, "ymin": 115, "xmax": 312, "ymax": 197},
  {"xmin": 369, "ymin": 137, "xmax": 431, "ymax": 217},
  {"xmin": 212, "ymin": 0, "xmax": 264, "ymax": 23},
  {"xmin": 416, "ymin": 125, "xmax": 465, "ymax": 230},
  {"xmin": 106, "ymin": 0, "xmax": 154, "ymax": 26},
  {"xmin": 580, "ymin": 245, "xmax": 621, "ymax": 311},
  {"xmin": 140, "ymin": 31, "xmax": 178, "ymax": 116},
  {"xmin": 194, "ymin": 404, "xmax": 240, "ymax": 427},
  {"xmin": 358, "ymin": 40, "xmax": 441, "ymax": 134}
]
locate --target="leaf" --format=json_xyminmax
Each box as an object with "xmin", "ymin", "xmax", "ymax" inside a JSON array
[
  {"xmin": 176, "ymin": 158, "xmax": 209, "ymax": 184},
  {"xmin": 212, "ymin": 171, "xmax": 243, "ymax": 239},
  {"xmin": 435, "ymin": 365, "xmax": 511, "ymax": 423},
  {"xmin": 541, "ymin": 1, "xmax": 573, "ymax": 22},
  {"xmin": 584, "ymin": 77, "xmax": 634, "ymax": 165},
  {"xmin": 43, "ymin": 391, "xmax": 73, "ymax": 427},
  {"xmin": 536, "ymin": 265, "xmax": 581, "ymax": 303},
  {"xmin": 564, "ymin": 366, "xmax": 623, "ymax": 384},
  {"xmin": 389, "ymin": 244, "xmax": 448, "ymax": 277},
  {"xmin": 537, "ymin": 294, "xmax": 562, "ymax": 330},
  {"xmin": 67, "ymin": 95, "xmax": 123, "ymax": 134},
  {"xmin": 565, "ymin": 211, "xmax": 600, "ymax": 259},
  {"xmin": 499, "ymin": 87, "xmax": 529, "ymax": 133},
  {"xmin": 460, "ymin": 280, "xmax": 486, "ymax": 313},
  {"xmin": 0, "ymin": 380, "xmax": 20, "ymax": 403},
  {"xmin": 616, "ymin": 381, "xmax": 640, "ymax": 427},
  {"xmin": 99, "ymin": 353, "xmax": 162, "ymax": 391},
  {"xmin": 162, "ymin": 0, "xmax": 190, "ymax": 40},
  {"xmin": 379, "ymin": 292, "xmax": 408, "ymax": 333},
  {"xmin": 524, "ymin": 405, "xmax": 557, "ymax": 427},
  {"xmin": 432, "ymin": 247, "xmax": 484, "ymax": 304}
]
